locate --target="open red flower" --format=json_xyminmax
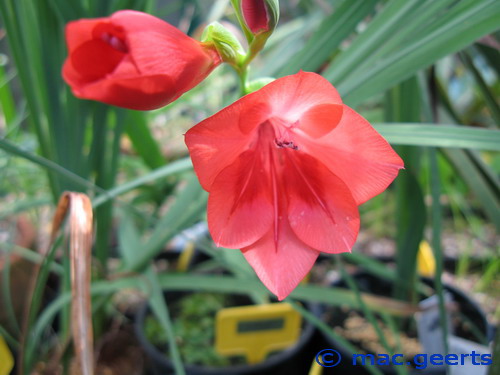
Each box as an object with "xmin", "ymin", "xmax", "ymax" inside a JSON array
[
  {"xmin": 185, "ymin": 72, "xmax": 404, "ymax": 300},
  {"xmin": 62, "ymin": 10, "xmax": 221, "ymax": 110}
]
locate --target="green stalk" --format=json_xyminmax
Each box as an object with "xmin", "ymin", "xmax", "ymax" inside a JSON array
[
  {"xmin": 1, "ymin": 241, "xmax": 21, "ymax": 336},
  {"xmin": 0, "ymin": 64, "xmax": 17, "ymax": 127},
  {"xmin": 60, "ymin": 251, "xmax": 71, "ymax": 344},
  {"xmin": 0, "ymin": 325, "xmax": 19, "ymax": 350},
  {"xmin": 92, "ymin": 107, "xmax": 118, "ymax": 275},
  {"xmin": 92, "ymin": 157, "xmax": 193, "ymax": 208},
  {"xmin": 336, "ymin": 257, "xmax": 409, "ymax": 375},
  {"xmin": 428, "ymin": 147, "xmax": 449, "ymax": 358},
  {"xmin": 238, "ymin": 66, "xmax": 249, "ymax": 96},
  {"xmin": 92, "ymin": 109, "xmax": 125, "ymax": 338},
  {"xmin": 386, "ymin": 77, "xmax": 426, "ymax": 304},
  {"xmin": 4, "ymin": 243, "xmax": 63, "ymax": 274},
  {"xmin": 0, "ymin": 138, "xmax": 101, "ymax": 194},
  {"xmin": 460, "ymin": 50, "xmax": 500, "ymax": 127},
  {"xmin": 228, "ymin": 0, "xmax": 276, "ymax": 95},
  {"xmin": 22, "ymin": 236, "xmax": 62, "ymax": 374},
  {"xmin": 229, "ymin": 0, "xmax": 254, "ymax": 44},
  {"xmin": 88, "ymin": 106, "xmax": 109, "ymax": 339},
  {"xmin": 0, "ymin": 0, "xmax": 59, "ymax": 199},
  {"xmin": 146, "ymin": 269, "xmax": 186, "ymax": 375}
]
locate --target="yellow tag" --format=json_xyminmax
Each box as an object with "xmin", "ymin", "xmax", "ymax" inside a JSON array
[
  {"xmin": 417, "ymin": 240, "xmax": 436, "ymax": 277},
  {"xmin": 176, "ymin": 241, "xmax": 195, "ymax": 272},
  {"xmin": 309, "ymin": 358, "xmax": 324, "ymax": 375},
  {"xmin": 215, "ymin": 303, "xmax": 301, "ymax": 364},
  {"xmin": 0, "ymin": 335, "xmax": 14, "ymax": 375}
]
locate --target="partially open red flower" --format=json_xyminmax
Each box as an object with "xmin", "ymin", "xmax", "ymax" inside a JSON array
[
  {"xmin": 185, "ymin": 72, "xmax": 404, "ymax": 300},
  {"xmin": 63, "ymin": 10, "xmax": 221, "ymax": 110}
]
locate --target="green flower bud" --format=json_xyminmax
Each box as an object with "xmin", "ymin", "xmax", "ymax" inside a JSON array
[{"xmin": 202, "ymin": 22, "xmax": 246, "ymax": 67}]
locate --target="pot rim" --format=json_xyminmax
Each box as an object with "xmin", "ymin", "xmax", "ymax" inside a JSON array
[
  {"xmin": 134, "ymin": 290, "xmax": 320, "ymax": 375},
  {"xmin": 317, "ymin": 270, "xmax": 493, "ymax": 375}
]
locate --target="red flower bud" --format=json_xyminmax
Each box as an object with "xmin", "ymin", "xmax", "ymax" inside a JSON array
[
  {"xmin": 241, "ymin": 0, "xmax": 278, "ymax": 34},
  {"xmin": 62, "ymin": 10, "xmax": 221, "ymax": 110}
]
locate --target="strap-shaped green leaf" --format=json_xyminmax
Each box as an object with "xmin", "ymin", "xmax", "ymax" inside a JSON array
[
  {"xmin": 375, "ymin": 124, "xmax": 500, "ymax": 151},
  {"xmin": 321, "ymin": 0, "xmax": 500, "ymax": 106}
]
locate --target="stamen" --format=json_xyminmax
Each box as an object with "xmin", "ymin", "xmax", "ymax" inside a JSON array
[
  {"xmin": 270, "ymin": 118, "xmax": 300, "ymax": 150},
  {"xmin": 275, "ymin": 139, "xmax": 299, "ymax": 150}
]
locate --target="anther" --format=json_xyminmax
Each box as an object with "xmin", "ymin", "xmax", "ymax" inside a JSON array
[{"xmin": 275, "ymin": 139, "xmax": 298, "ymax": 150}]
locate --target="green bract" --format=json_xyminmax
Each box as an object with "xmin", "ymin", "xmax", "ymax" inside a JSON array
[
  {"xmin": 263, "ymin": 0, "xmax": 279, "ymax": 32},
  {"xmin": 202, "ymin": 22, "xmax": 246, "ymax": 67}
]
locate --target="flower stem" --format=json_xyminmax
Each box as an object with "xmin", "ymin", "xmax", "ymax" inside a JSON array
[
  {"xmin": 230, "ymin": 0, "xmax": 254, "ymax": 44},
  {"xmin": 238, "ymin": 66, "xmax": 249, "ymax": 96},
  {"xmin": 229, "ymin": 1, "xmax": 271, "ymax": 97}
]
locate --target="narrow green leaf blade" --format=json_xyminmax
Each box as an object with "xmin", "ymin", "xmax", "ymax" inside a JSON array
[
  {"xmin": 375, "ymin": 124, "xmax": 500, "ymax": 151},
  {"xmin": 276, "ymin": 0, "xmax": 377, "ymax": 76},
  {"xmin": 124, "ymin": 111, "xmax": 166, "ymax": 170},
  {"xmin": 444, "ymin": 148, "xmax": 500, "ymax": 228},
  {"xmin": 326, "ymin": 0, "xmax": 500, "ymax": 106}
]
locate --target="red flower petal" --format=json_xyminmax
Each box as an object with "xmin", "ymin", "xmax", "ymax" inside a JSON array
[
  {"xmin": 284, "ymin": 151, "xmax": 359, "ymax": 253},
  {"xmin": 71, "ymin": 74, "xmax": 177, "ymax": 111},
  {"xmin": 208, "ymin": 150, "xmax": 274, "ymax": 249},
  {"xmin": 238, "ymin": 101, "xmax": 271, "ymax": 134},
  {"xmin": 302, "ymin": 105, "xmax": 404, "ymax": 205},
  {"xmin": 242, "ymin": 220, "xmax": 319, "ymax": 301},
  {"xmin": 110, "ymin": 10, "xmax": 185, "ymax": 37},
  {"xmin": 299, "ymin": 103, "xmax": 343, "ymax": 138},
  {"xmin": 111, "ymin": 11, "xmax": 221, "ymax": 97},
  {"xmin": 70, "ymin": 39, "xmax": 126, "ymax": 82},
  {"xmin": 65, "ymin": 18, "xmax": 106, "ymax": 54},
  {"xmin": 185, "ymin": 73, "xmax": 342, "ymax": 182},
  {"xmin": 185, "ymin": 98, "xmax": 270, "ymax": 190},
  {"xmin": 257, "ymin": 71, "xmax": 343, "ymax": 126},
  {"xmin": 112, "ymin": 11, "xmax": 214, "ymax": 76}
]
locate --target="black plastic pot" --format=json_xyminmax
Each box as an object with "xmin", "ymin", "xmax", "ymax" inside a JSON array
[
  {"xmin": 135, "ymin": 291, "xmax": 320, "ymax": 375},
  {"xmin": 316, "ymin": 271, "xmax": 492, "ymax": 375}
]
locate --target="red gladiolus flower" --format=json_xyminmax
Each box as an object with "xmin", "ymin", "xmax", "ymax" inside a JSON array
[
  {"xmin": 185, "ymin": 72, "xmax": 404, "ymax": 300},
  {"xmin": 62, "ymin": 10, "xmax": 221, "ymax": 110}
]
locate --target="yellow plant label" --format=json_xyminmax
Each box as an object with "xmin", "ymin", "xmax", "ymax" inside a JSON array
[
  {"xmin": 0, "ymin": 335, "xmax": 14, "ymax": 375},
  {"xmin": 215, "ymin": 302, "xmax": 301, "ymax": 364},
  {"xmin": 309, "ymin": 358, "xmax": 324, "ymax": 375},
  {"xmin": 176, "ymin": 241, "xmax": 195, "ymax": 272},
  {"xmin": 417, "ymin": 240, "xmax": 436, "ymax": 277}
]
